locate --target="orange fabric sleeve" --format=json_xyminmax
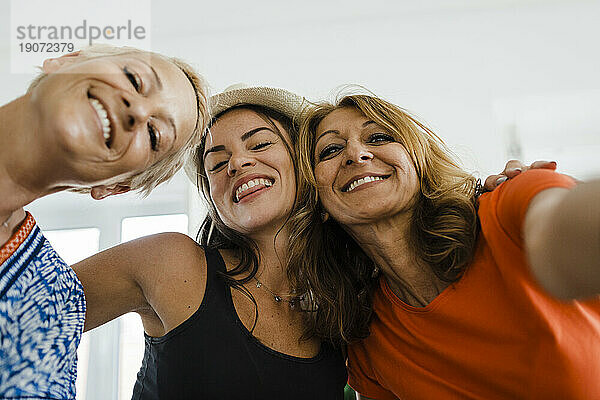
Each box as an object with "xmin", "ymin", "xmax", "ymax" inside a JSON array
[
  {"xmin": 492, "ymin": 169, "xmax": 576, "ymax": 244},
  {"xmin": 347, "ymin": 342, "xmax": 397, "ymax": 400}
]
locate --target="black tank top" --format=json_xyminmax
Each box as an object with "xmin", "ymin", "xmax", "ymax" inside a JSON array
[{"xmin": 132, "ymin": 247, "xmax": 347, "ymax": 400}]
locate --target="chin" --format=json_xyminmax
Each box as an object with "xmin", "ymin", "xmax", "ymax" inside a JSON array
[
  {"xmin": 239, "ymin": 211, "xmax": 287, "ymax": 233},
  {"xmin": 330, "ymin": 205, "xmax": 396, "ymax": 225}
]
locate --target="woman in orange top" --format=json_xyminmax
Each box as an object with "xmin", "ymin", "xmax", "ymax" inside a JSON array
[{"xmin": 289, "ymin": 93, "xmax": 600, "ymax": 399}]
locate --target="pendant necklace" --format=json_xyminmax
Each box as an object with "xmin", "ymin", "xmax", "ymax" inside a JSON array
[{"xmin": 253, "ymin": 276, "xmax": 306, "ymax": 310}]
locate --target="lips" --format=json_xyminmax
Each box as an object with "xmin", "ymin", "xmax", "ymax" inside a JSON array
[
  {"xmin": 232, "ymin": 175, "xmax": 275, "ymax": 203},
  {"xmin": 341, "ymin": 173, "xmax": 390, "ymax": 193},
  {"xmin": 87, "ymin": 91, "xmax": 114, "ymax": 149}
]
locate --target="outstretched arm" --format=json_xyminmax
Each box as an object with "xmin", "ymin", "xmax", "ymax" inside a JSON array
[
  {"xmin": 524, "ymin": 179, "xmax": 600, "ymax": 300},
  {"xmin": 73, "ymin": 232, "xmax": 204, "ymax": 335}
]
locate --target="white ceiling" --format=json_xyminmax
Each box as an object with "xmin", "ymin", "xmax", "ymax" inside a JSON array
[{"xmin": 148, "ymin": 0, "xmax": 579, "ymax": 37}]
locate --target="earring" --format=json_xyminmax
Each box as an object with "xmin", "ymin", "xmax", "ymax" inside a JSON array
[
  {"xmin": 320, "ymin": 211, "xmax": 329, "ymax": 222},
  {"xmin": 372, "ymin": 266, "xmax": 380, "ymax": 278}
]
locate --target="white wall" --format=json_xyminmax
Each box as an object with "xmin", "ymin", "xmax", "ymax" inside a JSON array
[
  {"xmin": 150, "ymin": 0, "xmax": 600, "ymax": 178},
  {"xmin": 0, "ymin": 0, "xmax": 600, "ymax": 178},
  {"xmin": 3, "ymin": 0, "xmax": 599, "ymax": 179}
]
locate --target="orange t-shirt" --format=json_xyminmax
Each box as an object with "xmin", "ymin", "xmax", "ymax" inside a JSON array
[{"xmin": 348, "ymin": 170, "xmax": 600, "ymax": 400}]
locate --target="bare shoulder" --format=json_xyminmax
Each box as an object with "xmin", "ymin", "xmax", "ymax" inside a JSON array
[
  {"xmin": 127, "ymin": 232, "xmax": 207, "ymax": 278},
  {"xmin": 125, "ymin": 231, "xmax": 200, "ymax": 252},
  {"xmin": 116, "ymin": 232, "xmax": 204, "ymax": 266},
  {"xmin": 73, "ymin": 232, "xmax": 208, "ymax": 333},
  {"xmin": 132, "ymin": 233, "xmax": 209, "ymax": 335}
]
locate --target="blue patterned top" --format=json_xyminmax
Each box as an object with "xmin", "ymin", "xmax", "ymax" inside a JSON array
[{"xmin": 0, "ymin": 213, "xmax": 86, "ymax": 399}]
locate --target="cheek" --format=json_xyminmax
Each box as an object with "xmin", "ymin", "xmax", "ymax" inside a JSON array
[
  {"xmin": 34, "ymin": 84, "xmax": 78, "ymax": 130},
  {"xmin": 123, "ymin": 139, "xmax": 152, "ymax": 168},
  {"xmin": 313, "ymin": 163, "xmax": 333, "ymax": 187},
  {"xmin": 313, "ymin": 165, "xmax": 337, "ymax": 207},
  {"xmin": 207, "ymin": 175, "xmax": 227, "ymax": 202},
  {"xmin": 272, "ymin": 150, "xmax": 296, "ymax": 187}
]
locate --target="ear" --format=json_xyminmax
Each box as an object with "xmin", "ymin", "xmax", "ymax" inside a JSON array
[
  {"xmin": 42, "ymin": 51, "xmax": 82, "ymax": 74},
  {"xmin": 90, "ymin": 183, "xmax": 132, "ymax": 200}
]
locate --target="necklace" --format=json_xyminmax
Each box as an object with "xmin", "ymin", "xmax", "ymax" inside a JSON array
[{"xmin": 253, "ymin": 276, "xmax": 305, "ymax": 310}]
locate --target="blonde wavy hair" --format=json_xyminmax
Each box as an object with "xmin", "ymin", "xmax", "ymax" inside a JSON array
[
  {"xmin": 28, "ymin": 44, "xmax": 210, "ymax": 196},
  {"xmin": 287, "ymin": 92, "xmax": 481, "ymax": 344}
]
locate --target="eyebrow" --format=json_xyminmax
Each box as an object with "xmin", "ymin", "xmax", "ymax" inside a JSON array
[
  {"xmin": 316, "ymin": 120, "xmax": 377, "ymax": 142},
  {"xmin": 203, "ymin": 145, "xmax": 225, "ymax": 158},
  {"xmin": 363, "ymin": 120, "xmax": 376, "ymax": 127},
  {"xmin": 139, "ymin": 59, "xmax": 163, "ymax": 90},
  {"xmin": 168, "ymin": 117, "xmax": 177, "ymax": 150},
  {"xmin": 316, "ymin": 129, "xmax": 338, "ymax": 142},
  {"xmin": 138, "ymin": 59, "xmax": 173, "ymax": 150},
  {"xmin": 241, "ymin": 127, "xmax": 272, "ymax": 141},
  {"xmin": 203, "ymin": 127, "xmax": 272, "ymax": 159}
]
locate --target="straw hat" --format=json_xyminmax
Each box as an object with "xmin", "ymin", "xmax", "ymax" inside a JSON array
[{"xmin": 185, "ymin": 84, "xmax": 306, "ymax": 186}]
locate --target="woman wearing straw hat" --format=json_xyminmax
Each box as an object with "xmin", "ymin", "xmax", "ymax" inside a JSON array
[
  {"xmin": 0, "ymin": 46, "xmax": 206, "ymax": 399},
  {"xmin": 73, "ymin": 85, "xmax": 348, "ymax": 399}
]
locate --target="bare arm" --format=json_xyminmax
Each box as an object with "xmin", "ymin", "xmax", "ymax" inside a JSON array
[
  {"xmin": 524, "ymin": 179, "xmax": 600, "ymax": 300},
  {"xmin": 73, "ymin": 232, "xmax": 204, "ymax": 334}
]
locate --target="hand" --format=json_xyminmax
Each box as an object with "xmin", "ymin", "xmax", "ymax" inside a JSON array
[{"xmin": 483, "ymin": 160, "xmax": 557, "ymax": 192}]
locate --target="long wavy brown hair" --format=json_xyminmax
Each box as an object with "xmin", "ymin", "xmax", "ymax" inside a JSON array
[
  {"xmin": 191, "ymin": 104, "xmax": 299, "ymax": 331},
  {"xmin": 287, "ymin": 93, "xmax": 480, "ymax": 344}
]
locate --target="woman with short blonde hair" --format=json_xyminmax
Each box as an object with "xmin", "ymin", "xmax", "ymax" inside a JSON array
[{"xmin": 0, "ymin": 45, "xmax": 207, "ymax": 398}]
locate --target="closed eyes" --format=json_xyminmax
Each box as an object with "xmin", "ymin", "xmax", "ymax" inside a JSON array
[
  {"xmin": 123, "ymin": 66, "xmax": 161, "ymax": 152},
  {"xmin": 209, "ymin": 160, "xmax": 228, "ymax": 172}
]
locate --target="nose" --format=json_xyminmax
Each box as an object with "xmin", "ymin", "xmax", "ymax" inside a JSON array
[
  {"xmin": 227, "ymin": 152, "xmax": 256, "ymax": 176},
  {"xmin": 120, "ymin": 94, "xmax": 151, "ymax": 131},
  {"xmin": 344, "ymin": 140, "xmax": 373, "ymax": 166}
]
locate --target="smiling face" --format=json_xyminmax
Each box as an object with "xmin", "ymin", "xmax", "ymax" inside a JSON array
[
  {"xmin": 203, "ymin": 108, "xmax": 296, "ymax": 236},
  {"xmin": 313, "ymin": 107, "xmax": 419, "ymax": 227},
  {"xmin": 29, "ymin": 51, "xmax": 198, "ymax": 186}
]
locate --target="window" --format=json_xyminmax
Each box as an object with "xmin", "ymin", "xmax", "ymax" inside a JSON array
[{"xmin": 118, "ymin": 214, "xmax": 189, "ymax": 400}]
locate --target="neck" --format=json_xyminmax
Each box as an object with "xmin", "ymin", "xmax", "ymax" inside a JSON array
[
  {"xmin": 0, "ymin": 94, "xmax": 67, "ymax": 218},
  {"xmin": 248, "ymin": 223, "xmax": 291, "ymax": 293},
  {"xmin": 345, "ymin": 212, "xmax": 448, "ymax": 306}
]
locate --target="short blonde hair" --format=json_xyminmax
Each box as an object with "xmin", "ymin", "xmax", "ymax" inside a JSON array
[{"xmin": 29, "ymin": 44, "xmax": 210, "ymax": 196}]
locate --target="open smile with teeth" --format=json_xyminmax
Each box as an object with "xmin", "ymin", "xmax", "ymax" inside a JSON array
[
  {"xmin": 90, "ymin": 97, "xmax": 112, "ymax": 148},
  {"xmin": 234, "ymin": 178, "xmax": 273, "ymax": 203},
  {"xmin": 342, "ymin": 175, "xmax": 390, "ymax": 193}
]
